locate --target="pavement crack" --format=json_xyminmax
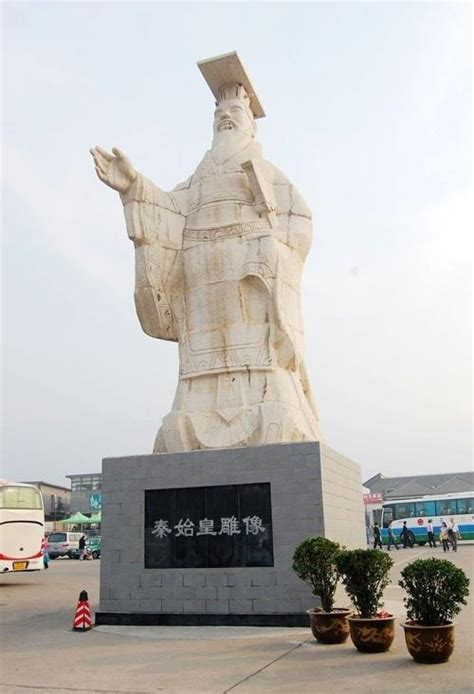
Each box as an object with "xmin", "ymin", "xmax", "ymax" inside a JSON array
[{"xmin": 222, "ymin": 637, "xmax": 312, "ymax": 693}]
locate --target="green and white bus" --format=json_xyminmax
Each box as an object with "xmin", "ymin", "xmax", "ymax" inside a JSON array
[{"xmin": 380, "ymin": 492, "xmax": 473, "ymax": 547}]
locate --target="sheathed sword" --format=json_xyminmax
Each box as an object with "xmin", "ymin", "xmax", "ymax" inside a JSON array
[{"xmin": 242, "ymin": 159, "xmax": 278, "ymax": 228}]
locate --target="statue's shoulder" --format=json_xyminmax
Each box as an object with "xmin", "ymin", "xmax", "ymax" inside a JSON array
[
  {"xmin": 261, "ymin": 159, "xmax": 292, "ymax": 186},
  {"xmin": 262, "ymin": 159, "xmax": 312, "ymax": 219},
  {"xmin": 172, "ymin": 150, "xmax": 213, "ymax": 192},
  {"xmin": 172, "ymin": 175, "xmax": 193, "ymax": 192}
]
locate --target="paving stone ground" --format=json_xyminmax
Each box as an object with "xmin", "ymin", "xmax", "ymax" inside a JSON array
[{"xmin": 1, "ymin": 544, "xmax": 473, "ymax": 693}]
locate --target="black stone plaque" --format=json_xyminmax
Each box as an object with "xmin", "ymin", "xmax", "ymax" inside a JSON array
[{"xmin": 144, "ymin": 483, "xmax": 273, "ymax": 568}]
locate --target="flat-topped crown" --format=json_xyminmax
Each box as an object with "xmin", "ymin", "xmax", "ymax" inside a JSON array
[{"xmin": 197, "ymin": 51, "xmax": 265, "ymax": 119}]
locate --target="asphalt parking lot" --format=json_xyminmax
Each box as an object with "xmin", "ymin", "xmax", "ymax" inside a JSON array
[{"xmin": 1, "ymin": 545, "xmax": 473, "ymax": 694}]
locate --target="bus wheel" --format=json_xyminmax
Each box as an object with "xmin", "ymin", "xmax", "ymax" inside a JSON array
[
  {"xmin": 418, "ymin": 541, "xmax": 427, "ymax": 546},
  {"xmin": 407, "ymin": 531, "xmax": 416, "ymax": 547}
]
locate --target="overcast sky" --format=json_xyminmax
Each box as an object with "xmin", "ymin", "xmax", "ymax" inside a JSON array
[{"xmin": 2, "ymin": 1, "xmax": 472, "ymax": 487}]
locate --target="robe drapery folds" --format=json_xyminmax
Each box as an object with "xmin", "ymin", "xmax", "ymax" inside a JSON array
[
  {"xmin": 120, "ymin": 142, "xmax": 322, "ymax": 451},
  {"xmin": 121, "ymin": 175, "xmax": 183, "ymax": 342}
]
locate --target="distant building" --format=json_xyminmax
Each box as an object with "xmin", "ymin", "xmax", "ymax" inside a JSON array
[
  {"xmin": 23, "ymin": 481, "xmax": 71, "ymax": 522},
  {"xmin": 364, "ymin": 471, "xmax": 474, "ymax": 500},
  {"xmin": 66, "ymin": 473, "xmax": 102, "ymax": 515}
]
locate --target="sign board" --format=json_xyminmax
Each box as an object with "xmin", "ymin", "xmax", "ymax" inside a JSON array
[
  {"xmin": 363, "ymin": 493, "xmax": 384, "ymax": 505},
  {"xmin": 144, "ymin": 482, "xmax": 274, "ymax": 569},
  {"xmin": 89, "ymin": 493, "xmax": 102, "ymax": 510}
]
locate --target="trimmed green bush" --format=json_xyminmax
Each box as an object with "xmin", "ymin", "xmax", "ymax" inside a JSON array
[
  {"xmin": 336, "ymin": 549, "xmax": 393, "ymax": 618},
  {"xmin": 399, "ymin": 558, "xmax": 470, "ymax": 626},
  {"xmin": 292, "ymin": 537, "xmax": 342, "ymax": 612}
]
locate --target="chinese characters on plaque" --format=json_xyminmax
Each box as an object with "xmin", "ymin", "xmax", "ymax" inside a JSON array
[
  {"xmin": 144, "ymin": 483, "xmax": 274, "ymax": 568},
  {"xmin": 151, "ymin": 514, "xmax": 265, "ymax": 538}
]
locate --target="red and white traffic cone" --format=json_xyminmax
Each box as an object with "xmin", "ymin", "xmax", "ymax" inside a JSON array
[{"xmin": 72, "ymin": 589, "xmax": 92, "ymax": 631}]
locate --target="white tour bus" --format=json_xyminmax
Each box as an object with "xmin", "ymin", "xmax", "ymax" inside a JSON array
[
  {"xmin": 0, "ymin": 481, "xmax": 45, "ymax": 572},
  {"xmin": 380, "ymin": 491, "xmax": 474, "ymax": 547}
]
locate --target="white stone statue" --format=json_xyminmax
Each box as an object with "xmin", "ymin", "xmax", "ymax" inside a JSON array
[{"xmin": 90, "ymin": 52, "xmax": 324, "ymax": 453}]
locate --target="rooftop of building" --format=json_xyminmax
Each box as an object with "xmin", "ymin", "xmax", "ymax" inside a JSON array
[
  {"xmin": 66, "ymin": 473, "xmax": 101, "ymax": 479},
  {"xmin": 364, "ymin": 471, "xmax": 473, "ymax": 499}
]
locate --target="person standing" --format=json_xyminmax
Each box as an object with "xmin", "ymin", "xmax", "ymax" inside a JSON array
[
  {"xmin": 387, "ymin": 522, "xmax": 399, "ymax": 551},
  {"xmin": 400, "ymin": 521, "xmax": 410, "ymax": 548},
  {"xmin": 373, "ymin": 522, "xmax": 383, "ymax": 549},
  {"xmin": 426, "ymin": 519, "xmax": 436, "ymax": 548},
  {"xmin": 440, "ymin": 522, "xmax": 450, "ymax": 552},
  {"xmin": 449, "ymin": 517, "xmax": 461, "ymax": 552},
  {"xmin": 79, "ymin": 535, "xmax": 86, "ymax": 561},
  {"xmin": 42, "ymin": 537, "xmax": 50, "ymax": 569}
]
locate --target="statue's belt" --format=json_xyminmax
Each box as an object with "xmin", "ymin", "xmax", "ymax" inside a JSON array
[{"xmin": 183, "ymin": 220, "xmax": 268, "ymax": 242}]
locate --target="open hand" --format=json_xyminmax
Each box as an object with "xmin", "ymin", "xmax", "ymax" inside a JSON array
[{"xmin": 90, "ymin": 146, "xmax": 137, "ymax": 193}]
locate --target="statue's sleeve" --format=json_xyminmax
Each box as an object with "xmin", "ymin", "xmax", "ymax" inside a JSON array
[
  {"xmin": 120, "ymin": 174, "xmax": 186, "ymax": 342},
  {"xmin": 261, "ymin": 161, "xmax": 320, "ymax": 422}
]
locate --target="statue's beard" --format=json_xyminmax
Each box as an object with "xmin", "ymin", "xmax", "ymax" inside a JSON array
[{"xmin": 211, "ymin": 129, "xmax": 253, "ymax": 163}]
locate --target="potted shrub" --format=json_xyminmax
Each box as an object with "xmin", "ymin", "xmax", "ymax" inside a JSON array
[
  {"xmin": 399, "ymin": 558, "xmax": 470, "ymax": 663},
  {"xmin": 336, "ymin": 548, "xmax": 395, "ymax": 652},
  {"xmin": 292, "ymin": 537, "xmax": 351, "ymax": 644}
]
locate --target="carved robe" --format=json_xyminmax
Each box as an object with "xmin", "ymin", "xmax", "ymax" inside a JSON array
[{"xmin": 121, "ymin": 141, "xmax": 324, "ymax": 452}]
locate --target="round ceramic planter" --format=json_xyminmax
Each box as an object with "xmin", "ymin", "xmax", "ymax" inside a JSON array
[
  {"xmin": 401, "ymin": 622, "xmax": 455, "ymax": 663},
  {"xmin": 348, "ymin": 615, "xmax": 395, "ymax": 653},
  {"xmin": 307, "ymin": 608, "xmax": 351, "ymax": 644}
]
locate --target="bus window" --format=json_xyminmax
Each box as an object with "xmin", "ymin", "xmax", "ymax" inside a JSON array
[
  {"xmin": 0, "ymin": 485, "xmax": 43, "ymax": 509},
  {"xmin": 435, "ymin": 499, "xmax": 457, "ymax": 516},
  {"xmin": 394, "ymin": 502, "xmax": 415, "ymax": 520},
  {"xmin": 415, "ymin": 501, "xmax": 435, "ymax": 517},
  {"xmin": 456, "ymin": 498, "xmax": 474, "ymax": 515},
  {"xmin": 382, "ymin": 505, "xmax": 394, "ymax": 528}
]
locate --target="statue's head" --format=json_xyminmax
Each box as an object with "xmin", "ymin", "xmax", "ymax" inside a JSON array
[
  {"xmin": 198, "ymin": 52, "xmax": 264, "ymax": 155},
  {"xmin": 212, "ymin": 86, "xmax": 256, "ymax": 147}
]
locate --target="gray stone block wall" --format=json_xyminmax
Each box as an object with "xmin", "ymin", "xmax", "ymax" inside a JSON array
[
  {"xmin": 98, "ymin": 442, "xmax": 366, "ymax": 623},
  {"xmin": 319, "ymin": 444, "xmax": 367, "ymax": 548}
]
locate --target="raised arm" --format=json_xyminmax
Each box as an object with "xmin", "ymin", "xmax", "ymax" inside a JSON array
[{"xmin": 90, "ymin": 146, "xmax": 137, "ymax": 194}]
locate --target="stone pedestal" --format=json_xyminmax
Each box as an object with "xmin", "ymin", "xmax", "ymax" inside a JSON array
[{"xmin": 96, "ymin": 442, "xmax": 365, "ymax": 627}]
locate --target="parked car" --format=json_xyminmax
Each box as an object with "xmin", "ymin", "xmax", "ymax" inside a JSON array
[
  {"xmin": 71, "ymin": 535, "xmax": 101, "ymax": 560},
  {"xmin": 47, "ymin": 532, "xmax": 84, "ymax": 559}
]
